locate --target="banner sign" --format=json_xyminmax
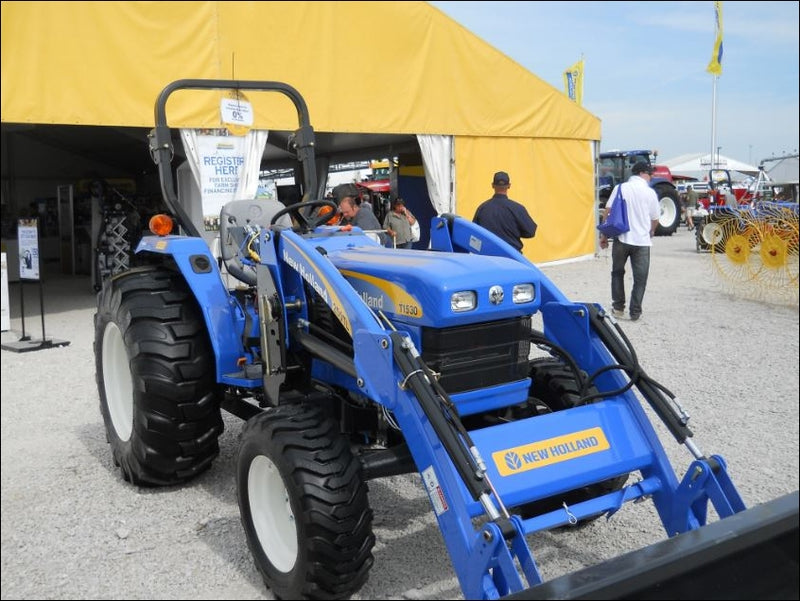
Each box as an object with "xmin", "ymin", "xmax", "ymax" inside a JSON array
[{"xmin": 196, "ymin": 135, "xmax": 247, "ymax": 229}]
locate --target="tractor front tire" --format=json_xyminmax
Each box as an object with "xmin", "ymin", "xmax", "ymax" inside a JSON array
[
  {"xmin": 237, "ymin": 404, "xmax": 375, "ymax": 600},
  {"xmin": 654, "ymin": 184, "xmax": 682, "ymax": 236},
  {"xmin": 94, "ymin": 265, "xmax": 223, "ymax": 486}
]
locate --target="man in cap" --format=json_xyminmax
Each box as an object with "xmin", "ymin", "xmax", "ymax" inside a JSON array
[
  {"xmin": 599, "ymin": 161, "xmax": 660, "ymax": 321},
  {"xmin": 473, "ymin": 171, "xmax": 537, "ymax": 252}
]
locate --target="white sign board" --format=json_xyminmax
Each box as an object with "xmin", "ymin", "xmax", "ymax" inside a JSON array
[
  {"xmin": 18, "ymin": 219, "xmax": 40, "ymax": 281},
  {"xmin": 220, "ymin": 96, "xmax": 253, "ymax": 128}
]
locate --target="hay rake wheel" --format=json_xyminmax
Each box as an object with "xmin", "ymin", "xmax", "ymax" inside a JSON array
[{"xmin": 709, "ymin": 204, "xmax": 799, "ymax": 304}]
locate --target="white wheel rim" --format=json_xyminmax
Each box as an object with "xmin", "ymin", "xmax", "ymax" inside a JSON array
[
  {"xmin": 703, "ymin": 223, "xmax": 724, "ymax": 245},
  {"xmin": 102, "ymin": 322, "xmax": 134, "ymax": 442},
  {"xmin": 659, "ymin": 196, "xmax": 677, "ymax": 227},
  {"xmin": 248, "ymin": 454, "xmax": 298, "ymax": 573}
]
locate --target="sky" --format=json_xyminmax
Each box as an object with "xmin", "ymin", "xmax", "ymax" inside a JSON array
[{"xmin": 429, "ymin": 1, "xmax": 799, "ymax": 167}]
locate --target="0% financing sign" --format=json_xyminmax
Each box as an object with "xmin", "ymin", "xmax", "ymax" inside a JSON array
[{"xmin": 220, "ymin": 90, "xmax": 253, "ymax": 136}]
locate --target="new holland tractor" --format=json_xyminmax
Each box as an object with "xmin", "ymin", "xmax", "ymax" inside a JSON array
[{"xmin": 94, "ymin": 80, "xmax": 798, "ymax": 600}]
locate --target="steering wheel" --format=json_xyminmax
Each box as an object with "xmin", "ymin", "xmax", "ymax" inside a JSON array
[{"xmin": 270, "ymin": 199, "xmax": 339, "ymax": 232}]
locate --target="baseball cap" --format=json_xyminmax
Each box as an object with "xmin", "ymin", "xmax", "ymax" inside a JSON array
[
  {"xmin": 492, "ymin": 171, "xmax": 510, "ymax": 186},
  {"xmin": 632, "ymin": 162, "xmax": 654, "ymax": 175}
]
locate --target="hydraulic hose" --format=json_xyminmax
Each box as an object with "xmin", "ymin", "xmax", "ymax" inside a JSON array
[{"xmin": 586, "ymin": 304, "xmax": 694, "ymax": 443}]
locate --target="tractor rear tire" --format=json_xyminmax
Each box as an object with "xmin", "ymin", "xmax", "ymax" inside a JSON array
[
  {"xmin": 237, "ymin": 404, "xmax": 375, "ymax": 600},
  {"xmin": 517, "ymin": 358, "xmax": 629, "ymax": 524},
  {"xmin": 94, "ymin": 265, "xmax": 223, "ymax": 486},
  {"xmin": 654, "ymin": 184, "xmax": 682, "ymax": 236}
]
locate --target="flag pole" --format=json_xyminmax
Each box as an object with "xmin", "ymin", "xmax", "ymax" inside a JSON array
[
  {"xmin": 710, "ymin": 74, "xmax": 717, "ymax": 171},
  {"xmin": 707, "ymin": 1, "xmax": 723, "ymax": 174}
]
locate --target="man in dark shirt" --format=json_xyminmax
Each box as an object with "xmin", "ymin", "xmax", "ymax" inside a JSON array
[{"xmin": 473, "ymin": 171, "xmax": 537, "ymax": 252}]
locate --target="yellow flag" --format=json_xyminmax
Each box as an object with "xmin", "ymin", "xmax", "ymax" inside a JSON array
[
  {"xmin": 706, "ymin": 1, "xmax": 724, "ymax": 76},
  {"xmin": 563, "ymin": 59, "xmax": 584, "ymax": 105}
]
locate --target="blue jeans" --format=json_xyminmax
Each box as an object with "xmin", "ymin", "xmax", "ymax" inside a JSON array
[{"xmin": 611, "ymin": 240, "xmax": 651, "ymax": 318}]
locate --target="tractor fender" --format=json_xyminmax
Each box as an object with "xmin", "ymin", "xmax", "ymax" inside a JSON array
[{"xmin": 135, "ymin": 235, "xmax": 244, "ymax": 378}]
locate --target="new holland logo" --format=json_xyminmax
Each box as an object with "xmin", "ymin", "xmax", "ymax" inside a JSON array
[
  {"xmin": 504, "ymin": 452, "xmax": 523, "ymax": 471},
  {"xmin": 492, "ymin": 427, "xmax": 610, "ymax": 476}
]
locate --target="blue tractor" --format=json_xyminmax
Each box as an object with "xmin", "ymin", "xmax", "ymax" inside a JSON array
[{"xmin": 94, "ymin": 80, "xmax": 797, "ymax": 600}]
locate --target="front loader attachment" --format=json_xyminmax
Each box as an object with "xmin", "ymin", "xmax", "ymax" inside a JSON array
[
  {"xmin": 381, "ymin": 319, "xmax": 787, "ymax": 599},
  {"xmin": 377, "ymin": 316, "xmax": 799, "ymax": 599}
]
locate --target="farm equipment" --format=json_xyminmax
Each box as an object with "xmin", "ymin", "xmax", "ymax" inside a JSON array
[
  {"xmin": 598, "ymin": 150, "xmax": 682, "ymax": 236},
  {"xmin": 94, "ymin": 80, "xmax": 798, "ymax": 600},
  {"xmin": 694, "ymin": 168, "xmax": 736, "ymax": 252},
  {"xmin": 695, "ymin": 168, "xmax": 799, "ymax": 256}
]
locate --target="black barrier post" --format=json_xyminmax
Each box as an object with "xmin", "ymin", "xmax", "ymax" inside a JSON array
[
  {"xmin": 38, "ymin": 278, "xmax": 47, "ymax": 343},
  {"xmin": 18, "ymin": 274, "xmax": 29, "ymax": 341},
  {"xmin": 1, "ymin": 279, "xmax": 70, "ymax": 353}
]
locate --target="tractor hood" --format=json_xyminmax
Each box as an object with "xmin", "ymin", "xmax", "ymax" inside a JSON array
[{"xmin": 327, "ymin": 247, "xmax": 540, "ymax": 327}]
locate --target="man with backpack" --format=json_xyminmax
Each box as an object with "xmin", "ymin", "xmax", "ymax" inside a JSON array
[{"xmin": 599, "ymin": 162, "xmax": 659, "ymax": 321}]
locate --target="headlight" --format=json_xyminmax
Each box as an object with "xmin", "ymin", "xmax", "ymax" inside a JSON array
[
  {"xmin": 451, "ymin": 291, "xmax": 476, "ymax": 312},
  {"xmin": 512, "ymin": 284, "xmax": 535, "ymax": 304}
]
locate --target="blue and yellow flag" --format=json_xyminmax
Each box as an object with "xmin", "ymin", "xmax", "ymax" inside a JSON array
[
  {"xmin": 706, "ymin": 1, "xmax": 724, "ymax": 76},
  {"xmin": 563, "ymin": 59, "xmax": 584, "ymax": 105}
]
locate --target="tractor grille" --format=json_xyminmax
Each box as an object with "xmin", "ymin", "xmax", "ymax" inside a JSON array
[{"xmin": 421, "ymin": 316, "xmax": 531, "ymax": 393}]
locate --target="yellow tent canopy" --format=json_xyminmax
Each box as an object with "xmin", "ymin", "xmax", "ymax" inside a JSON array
[{"xmin": 1, "ymin": 1, "xmax": 601, "ymax": 263}]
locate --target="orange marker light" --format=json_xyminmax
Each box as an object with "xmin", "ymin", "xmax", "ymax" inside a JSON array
[{"xmin": 148, "ymin": 214, "xmax": 174, "ymax": 236}]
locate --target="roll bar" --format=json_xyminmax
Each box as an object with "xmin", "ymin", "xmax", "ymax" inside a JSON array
[{"xmin": 148, "ymin": 78, "xmax": 318, "ymax": 238}]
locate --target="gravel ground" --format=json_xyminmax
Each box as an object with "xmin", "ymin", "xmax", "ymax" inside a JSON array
[{"xmin": 2, "ymin": 227, "xmax": 798, "ymax": 600}]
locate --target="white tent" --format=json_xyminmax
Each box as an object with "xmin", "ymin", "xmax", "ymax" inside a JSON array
[
  {"xmin": 661, "ymin": 152, "xmax": 760, "ymax": 179},
  {"xmin": 761, "ymin": 154, "xmax": 799, "ymax": 184}
]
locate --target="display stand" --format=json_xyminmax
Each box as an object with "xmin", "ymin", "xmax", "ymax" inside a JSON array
[
  {"xmin": 1, "ymin": 279, "xmax": 70, "ymax": 353},
  {"xmin": 1, "ymin": 219, "xmax": 69, "ymax": 353}
]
